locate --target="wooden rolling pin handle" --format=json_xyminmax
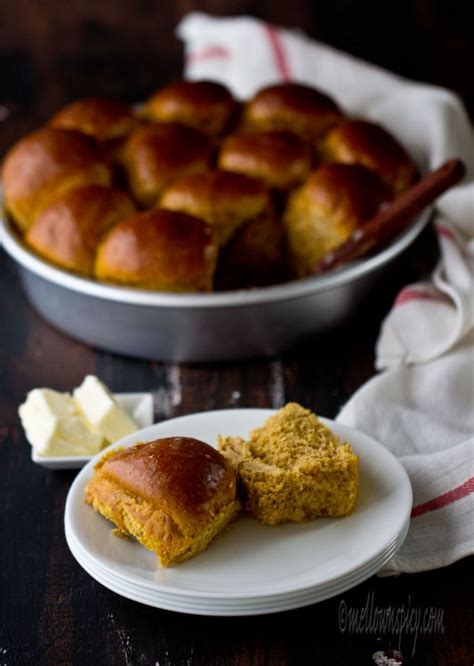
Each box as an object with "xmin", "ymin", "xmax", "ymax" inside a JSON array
[{"xmin": 313, "ymin": 158, "xmax": 466, "ymax": 275}]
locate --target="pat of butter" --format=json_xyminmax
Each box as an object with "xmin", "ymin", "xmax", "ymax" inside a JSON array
[
  {"xmin": 19, "ymin": 389, "xmax": 104, "ymax": 457},
  {"xmin": 73, "ymin": 375, "xmax": 138, "ymax": 444}
]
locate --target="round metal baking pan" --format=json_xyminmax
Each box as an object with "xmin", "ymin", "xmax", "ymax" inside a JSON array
[{"xmin": 1, "ymin": 211, "xmax": 431, "ymax": 361}]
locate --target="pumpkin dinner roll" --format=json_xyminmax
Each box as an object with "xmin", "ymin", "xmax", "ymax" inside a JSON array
[
  {"xmin": 26, "ymin": 185, "xmax": 136, "ymax": 276},
  {"xmin": 142, "ymin": 80, "xmax": 236, "ymax": 137},
  {"xmin": 214, "ymin": 207, "xmax": 285, "ymax": 290},
  {"xmin": 50, "ymin": 98, "xmax": 137, "ymax": 142},
  {"xmin": 218, "ymin": 130, "xmax": 312, "ymax": 190},
  {"xmin": 160, "ymin": 169, "xmax": 270, "ymax": 247},
  {"xmin": 120, "ymin": 123, "xmax": 213, "ymax": 206},
  {"xmin": 321, "ymin": 119, "xmax": 418, "ymax": 194},
  {"xmin": 242, "ymin": 83, "xmax": 344, "ymax": 147},
  {"xmin": 85, "ymin": 437, "xmax": 242, "ymax": 567},
  {"xmin": 2, "ymin": 128, "xmax": 112, "ymax": 233},
  {"xmin": 283, "ymin": 163, "xmax": 391, "ymax": 277},
  {"xmin": 160, "ymin": 170, "xmax": 285, "ymax": 289},
  {"xmin": 95, "ymin": 209, "xmax": 217, "ymax": 292},
  {"xmin": 218, "ymin": 403, "xmax": 358, "ymax": 525}
]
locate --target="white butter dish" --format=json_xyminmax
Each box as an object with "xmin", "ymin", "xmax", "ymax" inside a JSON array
[{"xmin": 31, "ymin": 392, "xmax": 154, "ymax": 470}]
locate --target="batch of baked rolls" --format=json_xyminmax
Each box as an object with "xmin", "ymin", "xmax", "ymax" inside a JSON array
[{"xmin": 2, "ymin": 80, "xmax": 418, "ymax": 292}]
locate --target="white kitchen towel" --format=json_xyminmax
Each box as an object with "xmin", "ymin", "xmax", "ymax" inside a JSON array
[
  {"xmin": 338, "ymin": 332, "xmax": 474, "ymax": 574},
  {"xmin": 178, "ymin": 13, "xmax": 474, "ymax": 574}
]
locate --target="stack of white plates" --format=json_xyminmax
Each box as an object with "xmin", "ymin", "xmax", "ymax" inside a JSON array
[{"xmin": 64, "ymin": 409, "xmax": 412, "ymax": 616}]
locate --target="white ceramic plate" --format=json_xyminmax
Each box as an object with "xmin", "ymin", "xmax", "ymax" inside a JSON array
[
  {"xmin": 65, "ymin": 409, "xmax": 412, "ymax": 612},
  {"xmin": 65, "ymin": 519, "xmax": 409, "ymax": 615},
  {"xmin": 31, "ymin": 392, "xmax": 153, "ymax": 469}
]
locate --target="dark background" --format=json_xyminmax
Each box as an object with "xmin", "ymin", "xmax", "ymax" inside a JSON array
[
  {"xmin": 1, "ymin": 0, "xmax": 473, "ymax": 147},
  {"xmin": 1, "ymin": 2, "xmax": 473, "ymax": 665}
]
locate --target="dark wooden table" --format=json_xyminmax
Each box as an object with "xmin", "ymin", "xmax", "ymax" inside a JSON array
[{"xmin": 1, "ymin": 3, "xmax": 473, "ymax": 665}]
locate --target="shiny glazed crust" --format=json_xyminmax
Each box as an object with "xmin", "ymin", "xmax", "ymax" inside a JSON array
[
  {"xmin": 50, "ymin": 98, "xmax": 137, "ymax": 141},
  {"xmin": 85, "ymin": 437, "xmax": 242, "ymax": 566},
  {"xmin": 160, "ymin": 170, "xmax": 284, "ymax": 287},
  {"xmin": 321, "ymin": 120, "xmax": 418, "ymax": 193},
  {"xmin": 26, "ymin": 185, "xmax": 136, "ymax": 276},
  {"xmin": 120, "ymin": 123, "xmax": 213, "ymax": 206},
  {"xmin": 284, "ymin": 164, "xmax": 391, "ymax": 276},
  {"xmin": 2, "ymin": 128, "xmax": 111, "ymax": 232},
  {"xmin": 143, "ymin": 80, "xmax": 236, "ymax": 136},
  {"xmin": 218, "ymin": 130, "xmax": 312, "ymax": 189},
  {"xmin": 242, "ymin": 83, "xmax": 344, "ymax": 145},
  {"xmin": 159, "ymin": 170, "xmax": 270, "ymax": 247},
  {"xmin": 1, "ymin": 81, "xmax": 420, "ymax": 292},
  {"xmin": 95, "ymin": 209, "xmax": 217, "ymax": 291}
]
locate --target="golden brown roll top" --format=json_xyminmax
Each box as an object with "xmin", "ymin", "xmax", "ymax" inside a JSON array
[
  {"xmin": 93, "ymin": 437, "xmax": 239, "ymax": 525},
  {"xmin": 85, "ymin": 437, "xmax": 242, "ymax": 566},
  {"xmin": 26, "ymin": 185, "xmax": 136, "ymax": 276},
  {"xmin": 95, "ymin": 209, "xmax": 217, "ymax": 291},
  {"xmin": 218, "ymin": 130, "xmax": 312, "ymax": 190},
  {"xmin": 143, "ymin": 80, "xmax": 236, "ymax": 137},
  {"xmin": 2, "ymin": 128, "xmax": 112, "ymax": 233},
  {"xmin": 1, "ymin": 79, "xmax": 420, "ymax": 292},
  {"xmin": 284, "ymin": 164, "xmax": 391, "ymax": 276},
  {"xmin": 50, "ymin": 98, "xmax": 137, "ymax": 141},
  {"xmin": 159, "ymin": 170, "xmax": 270, "ymax": 247},
  {"xmin": 120, "ymin": 123, "xmax": 213, "ymax": 206},
  {"xmin": 242, "ymin": 83, "xmax": 344, "ymax": 146},
  {"xmin": 159, "ymin": 170, "xmax": 285, "ymax": 289},
  {"xmin": 321, "ymin": 119, "xmax": 418, "ymax": 194}
]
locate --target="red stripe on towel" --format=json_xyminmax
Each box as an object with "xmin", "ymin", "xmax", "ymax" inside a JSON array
[
  {"xmin": 394, "ymin": 287, "xmax": 447, "ymax": 307},
  {"xmin": 437, "ymin": 224, "xmax": 456, "ymax": 241},
  {"xmin": 264, "ymin": 24, "xmax": 292, "ymax": 80},
  {"xmin": 437, "ymin": 224, "xmax": 466, "ymax": 255},
  {"xmin": 186, "ymin": 46, "xmax": 230, "ymax": 65},
  {"xmin": 411, "ymin": 476, "xmax": 474, "ymax": 517}
]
